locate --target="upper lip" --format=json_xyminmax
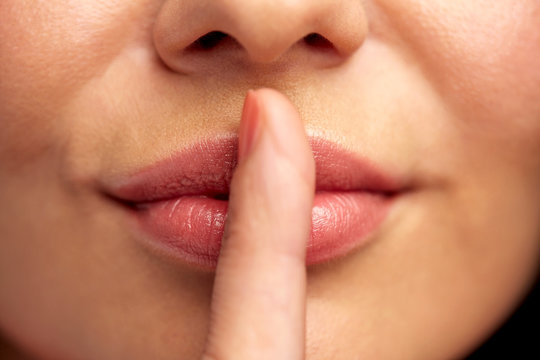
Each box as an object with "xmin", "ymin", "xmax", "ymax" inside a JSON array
[{"xmin": 104, "ymin": 136, "xmax": 405, "ymax": 204}]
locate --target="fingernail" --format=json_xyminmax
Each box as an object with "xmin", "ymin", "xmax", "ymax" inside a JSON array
[{"xmin": 238, "ymin": 90, "xmax": 262, "ymax": 162}]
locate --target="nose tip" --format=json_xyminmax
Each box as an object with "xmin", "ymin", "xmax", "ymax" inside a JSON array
[{"xmin": 153, "ymin": 0, "xmax": 368, "ymax": 73}]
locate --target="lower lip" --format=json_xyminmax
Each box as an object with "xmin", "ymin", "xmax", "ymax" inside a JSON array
[{"xmin": 126, "ymin": 191, "xmax": 393, "ymax": 269}]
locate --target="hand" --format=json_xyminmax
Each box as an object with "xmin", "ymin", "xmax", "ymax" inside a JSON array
[{"xmin": 201, "ymin": 89, "xmax": 315, "ymax": 360}]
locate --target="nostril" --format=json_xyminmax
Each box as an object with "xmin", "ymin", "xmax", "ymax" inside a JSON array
[
  {"xmin": 188, "ymin": 32, "xmax": 335, "ymax": 53},
  {"xmin": 187, "ymin": 31, "xmax": 230, "ymax": 51},
  {"xmin": 303, "ymin": 33, "xmax": 334, "ymax": 50}
]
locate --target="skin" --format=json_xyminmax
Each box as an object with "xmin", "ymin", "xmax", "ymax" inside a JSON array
[{"xmin": 1, "ymin": 0, "xmax": 540, "ymax": 359}]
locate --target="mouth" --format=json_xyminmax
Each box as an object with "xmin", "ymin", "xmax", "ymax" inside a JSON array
[{"xmin": 104, "ymin": 136, "xmax": 406, "ymax": 270}]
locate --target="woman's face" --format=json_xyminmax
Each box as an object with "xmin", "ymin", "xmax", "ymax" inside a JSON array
[{"xmin": 1, "ymin": 0, "xmax": 539, "ymax": 359}]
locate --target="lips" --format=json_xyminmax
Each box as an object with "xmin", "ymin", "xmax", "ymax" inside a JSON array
[{"xmin": 105, "ymin": 136, "xmax": 403, "ymax": 269}]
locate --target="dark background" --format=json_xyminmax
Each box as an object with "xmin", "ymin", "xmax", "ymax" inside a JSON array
[{"xmin": 466, "ymin": 275, "xmax": 539, "ymax": 359}]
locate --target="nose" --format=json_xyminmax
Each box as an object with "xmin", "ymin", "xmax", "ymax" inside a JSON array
[{"xmin": 153, "ymin": 0, "xmax": 368, "ymax": 73}]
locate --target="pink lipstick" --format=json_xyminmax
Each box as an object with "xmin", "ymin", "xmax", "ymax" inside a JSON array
[{"xmin": 106, "ymin": 137, "xmax": 402, "ymax": 269}]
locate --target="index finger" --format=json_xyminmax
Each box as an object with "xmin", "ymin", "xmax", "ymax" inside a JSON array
[{"xmin": 201, "ymin": 89, "xmax": 315, "ymax": 360}]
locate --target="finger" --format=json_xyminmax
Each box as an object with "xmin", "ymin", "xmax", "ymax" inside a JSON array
[{"xmin": 202, "ymin": 88, "xmax": 315, "ymax": 360}]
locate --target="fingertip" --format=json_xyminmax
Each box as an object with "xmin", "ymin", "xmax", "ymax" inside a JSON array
[{"xmin": 251, "ymin": 88, "xmax": 316, "ymax": 188}]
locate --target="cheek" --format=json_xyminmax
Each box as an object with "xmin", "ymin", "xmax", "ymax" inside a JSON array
[
  {"xmin": 0, "ymin": 0, "xmax": 156, "ymax": 163},
  {"xmin": 378, "ymin": 0, "xmax": 540, "ymax": 136}
]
